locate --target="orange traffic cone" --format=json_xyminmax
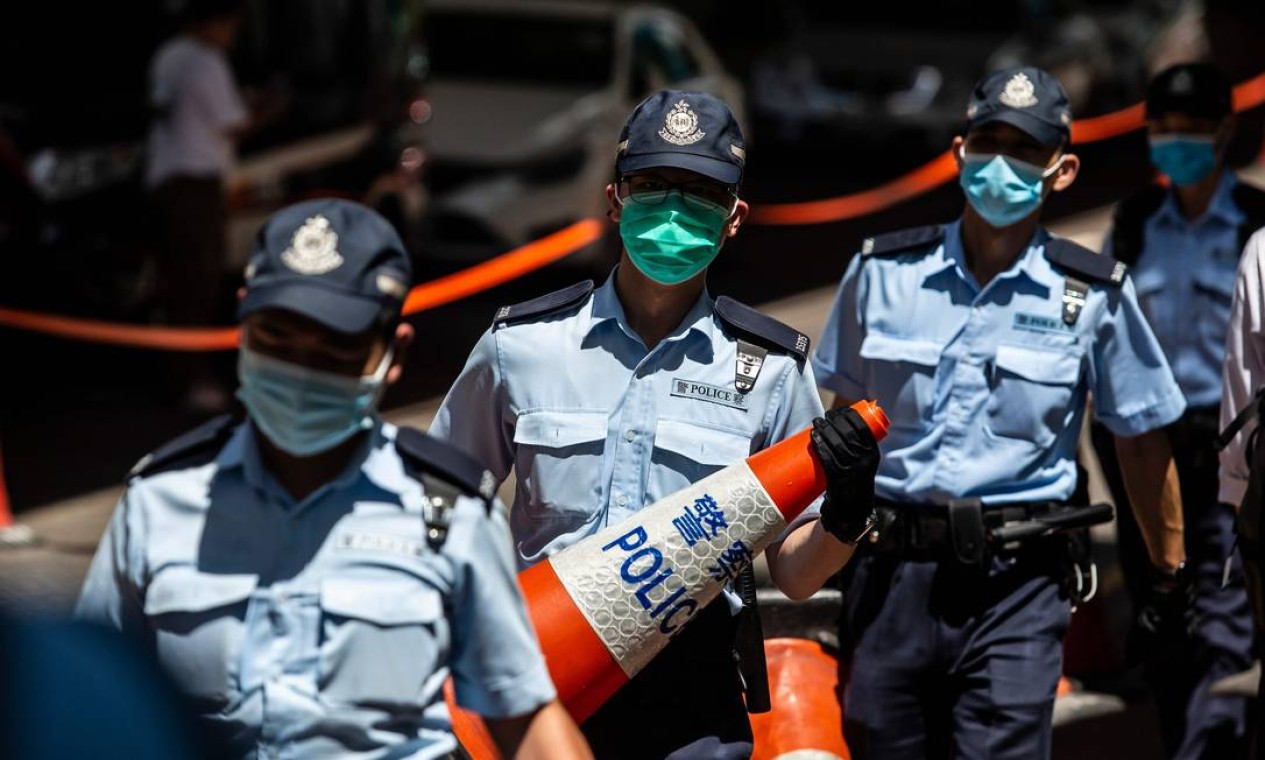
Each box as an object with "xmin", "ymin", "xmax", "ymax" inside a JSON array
[
  {"xmin": 450, "ymin": 400, "xmax": 888, "ymax": 757},
  {"xmin": 0, "ymin": 439, "xmax": 11, "ymax": 529},
  {"xmin": 522, "ymin": 400, "xmax": 888, "ymax": 722},
  {"xmin": 751, "ymin": 638, "xmax": 850, "ymax": 760}
]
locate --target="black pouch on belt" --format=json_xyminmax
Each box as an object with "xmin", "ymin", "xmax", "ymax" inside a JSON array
[{"xmin": 948, "ymin": 498, "xmax": 987, "ymax": 564}]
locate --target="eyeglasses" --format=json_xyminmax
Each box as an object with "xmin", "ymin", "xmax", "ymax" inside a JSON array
[{"xmin": 617, "ymin": 176, "xmax": 738, "ymax": 218}]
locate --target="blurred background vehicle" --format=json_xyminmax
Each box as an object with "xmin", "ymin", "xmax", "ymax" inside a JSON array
[
  {"xmin": 415, "ymin": 0, "xmax": 747, "ymax": 273},
  {"xmin": 1, "ymin": 0, "xmax": 427, "ymax": 319}
]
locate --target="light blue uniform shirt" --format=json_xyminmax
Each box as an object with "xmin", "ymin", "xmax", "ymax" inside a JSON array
[
  {"xmin": 813, "ymin": 220, "xmax": 1186, "ymax": 506},
  {"xmin": 430, "ymin": 274, "xmax": 825, "ymax": 579},
  {"xmin": 1103, "ymin": 174, "xmax": 1246, "ymax": 409},
  {"xmin": 76, "ymin": 420, "xmax": 555, "ymax": 760}
]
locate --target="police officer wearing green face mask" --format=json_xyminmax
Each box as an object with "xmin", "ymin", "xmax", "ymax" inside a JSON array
[{"xmin": 432, "ymin": 90, "xmax": 880, "ymax": 758}]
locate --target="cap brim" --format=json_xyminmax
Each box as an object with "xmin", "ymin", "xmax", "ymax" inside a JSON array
[
  {"xmin": 974, "ymin": 110, "xmax": 1066, "ymax": 148},
  {"xmin": 617, "ymin": 152, "xmax": 742, "ymax": 184},
  {"xmin": 237, "ymin": 284, "xmax": 389, "ymax": 334}
]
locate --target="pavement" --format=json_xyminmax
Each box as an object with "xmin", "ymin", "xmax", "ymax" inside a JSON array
[{"xmin": 3, "ymin": 170, "xmax": 1263, "ymax": 757}]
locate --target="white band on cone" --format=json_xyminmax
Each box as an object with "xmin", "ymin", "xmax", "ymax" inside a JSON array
[{"xmin": 549, "ymin": 462, "xmax": 787, "ymax": 678}]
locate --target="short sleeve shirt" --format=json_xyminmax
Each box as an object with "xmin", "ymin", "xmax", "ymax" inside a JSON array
[
  {"xmin": 812, "ymin": 220, "xmax": 1186, "ymax": 505},
  {"xmin": 75, "ymin": 421, "xmax": 554, "ymax": 759},
  {"xmin": 146, "ymin": 36, "xmax": 248, "ymax": 187}
]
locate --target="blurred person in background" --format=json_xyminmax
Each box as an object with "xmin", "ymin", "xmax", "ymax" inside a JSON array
[
  {"xmin": 75, "ymin": 199, "xmax": 590, "ymax": 760},
  {"xmin": 813, "ymin": 66, "xmax": 1189, "ymax": 759},
  {"xmin": 146, "ymin": 0, "xmax": 251, "ymax": 412},
  {"xmin": 1092, "ymin": 61, "xmax": 1262, "ymax": 760}
]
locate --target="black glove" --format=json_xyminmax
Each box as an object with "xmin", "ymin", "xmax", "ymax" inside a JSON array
[
  {"xmin": 1128, "ymin": 563, "xmax": 1198, "ymax": 665},
  {"xmin": 810, "ymin": 407, "xmax": 881, "ymax": 544}
]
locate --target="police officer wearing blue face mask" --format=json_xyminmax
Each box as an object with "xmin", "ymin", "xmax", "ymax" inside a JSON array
[
  {"xmin": 430, "ymin": 90, "xmax": 880, "ymax": 759},
  {"xmin": 75, "ymin": 199, "xmax": 592, "ymax": 760},
  {"xmin": 813, "ymin": 67, "xmax": 1190, "ymax": 759},
  {"xmin": 1090, "ymin": 62, "xmax": 1264, "ymax": 760}
]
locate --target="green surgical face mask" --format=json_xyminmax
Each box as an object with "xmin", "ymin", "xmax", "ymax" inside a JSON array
[{"xmin": 619, "ymin": 193, "xmax": 728, "ymax": 285}]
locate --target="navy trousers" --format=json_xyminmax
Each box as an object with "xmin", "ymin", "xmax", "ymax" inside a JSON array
[
  {"xmin": 840, "ymin": 541, "xmax": 1072, "ymax": 760},
  {"xmin": 1093, "ymin": 417, "xmax": 1253, "ymax": 759}
]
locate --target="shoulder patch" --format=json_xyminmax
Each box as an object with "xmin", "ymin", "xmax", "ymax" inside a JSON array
[
  {"xmin": 395, "ymin": 427, "xmax": 496, "ymax": 504},
  {"xmin": 860, "ymin": 224, "xmax": 945, "ymax": 258},
  {"xmin": 714, "ymin": 296, "xmax": 809, "ymax": 368},
  {"xmin": 129, "ymin": 414, "xmax": 236, "ymax": 480},
  {"xmin": 1044, "ymin": 238, "xmax": 1128, "ymax": 288},
  {"xmin": 1109, "ymin": 184, "xmax": 1166, "ymax": 266},
  {"xmin": 493, "ymin": 280, "xmax": 594, "ymax": 328}
]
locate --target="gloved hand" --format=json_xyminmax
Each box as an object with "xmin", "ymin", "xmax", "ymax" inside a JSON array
[
  {"xmin": 810, "ymin": 407, "xmax": 881, "ymax": 544},
  {"xmin": 1128, "ymin": 563, "xmax": 1198, "ymax": 665}
]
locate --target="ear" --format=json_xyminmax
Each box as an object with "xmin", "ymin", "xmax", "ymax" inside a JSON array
[
  {"xmin": 1049, "ymin": 153, "xmax": 1080, "ymax": 193},
  {"xmin": 605, "ymin": 183, "xmax": 622, "ymax": 223},
  {"xmin": 951, "ymin": 135, "xmax": 966, "ymax": 170},
  {"xmin": 386, "ymin": 322, "xmax": 414, "ymax": 386},
  {"xmin": 725, "ymin": 199, "xmax": 750, "ymax": 238}
]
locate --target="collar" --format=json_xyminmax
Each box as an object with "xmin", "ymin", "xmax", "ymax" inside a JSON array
[
  {"xmin": 1155, "ymin": 172, "xmax": 1243, "ymax": 228},
  {"xmin": 586, "ymin": 269, "xmax": 716, "ymax": 350},
  {"xmin": 935, "ymin": 219, "xmax": 1046, "ymax": 290},
  {"xmin": 222, "ymin": 418, "xmax": 383, "ymax": 509}
]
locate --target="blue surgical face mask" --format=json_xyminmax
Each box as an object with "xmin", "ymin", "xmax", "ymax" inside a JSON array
[
  {"xmin": 959, "ymin": 148, "xmax": 1064, "ymax": 229},
  {"xmin": 1149, "ymin": 134, "xmax": 1218, "ymax": 186},
  {"xmin": 236, "ymin": 343, "xmax": 392, "ymax": 457}
]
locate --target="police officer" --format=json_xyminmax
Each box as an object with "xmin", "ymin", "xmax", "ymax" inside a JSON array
[
  {"xmin": 430, "ymin": 90, "xmax": 879, "ymax": 759},
  {"xmin": 1218, "ymin": 227, "xmax": 1265, "ymax": 758},
  {"xmin": 75, "ymin": 199, "xmax": 591, "ymax": 759},
  {"xmin": 812, "ymin": 67, "xmax": 1189, "ymax": 759},
  {"xmin": 1092, "ymin": 62, "xmax": 1262, "ymax": 759}
]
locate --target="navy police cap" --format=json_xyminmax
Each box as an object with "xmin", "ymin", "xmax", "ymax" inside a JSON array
[
  {"xmin": 966, "ymin": 66, "xmax": 1072, "ymax": 148},
  {"xmin": 616, "ymin": 89, "xmax": 745, "ymax": 185},
  {"xmin": 1145, "ymin": 62, "xmax": 1233, "ymax": 121},
  {"xmin": 237, "ymin": 199, "xmax": 412, "ymax": 334}
]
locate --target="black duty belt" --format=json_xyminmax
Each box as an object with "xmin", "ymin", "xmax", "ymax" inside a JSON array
[{"xmin": 870, "ymin": 498, "xmax": 1113, "ymax": 564}]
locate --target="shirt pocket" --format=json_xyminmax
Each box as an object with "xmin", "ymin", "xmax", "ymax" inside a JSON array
[
  {"xmin": 143, "ymin": 567, "xmax": 257, "ymax": 704},
  {"xmin": 859, "ymin": 333, "xmax": 942, "ymax": 432},
  {"xmin": 652, "ymin": 419, "xmax": 752, "ymax": 492},
  {"xmin": 319, "ymin": 574, "xmax": 445, "ymax": 708},
  {"xmin": 512, "ymin": 409, "xmax": 608, "ymax": 521},
  {"xmin": 986, "ymin": 343, "xmax": 1082, "ymax": 448}
]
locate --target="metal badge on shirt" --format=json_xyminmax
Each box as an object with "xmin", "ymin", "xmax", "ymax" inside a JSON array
[
  {"xmin": 735, "ymin": 340, "xmax": 768, "ymax": 394},
  {"xmin": 336, "ymin": 531, "xmax": 426, "ymax": 558}
]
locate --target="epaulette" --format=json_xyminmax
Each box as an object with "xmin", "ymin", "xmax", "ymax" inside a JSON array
[
  {"xmin": 128, "ymin": 414, "xmax": 236, "ymax": 479},
  {"xmin": 394, "ymin": 427, "xmax": 496, "ymax": 504},
  {"xmin": 714, "ymin": 296, "xmax": 809, "ymax": 368},
  {"xmin": 859, "ymin": 224, "xmax": 945, "ymax": 258},
  {"xmin": 1044, "ymin": 238, "xmax": 1128, "ymax": 288},
  {"xmin": 396, "ymin": 428, "xmax": 497, "ymax": 550},
  {"xmin": 1109, "ymin": 184, "xmax": 1166, "ymax": 266},
  {"xmin": 493, "ymin": 280, "xmax": 594, "ymax": 328}
]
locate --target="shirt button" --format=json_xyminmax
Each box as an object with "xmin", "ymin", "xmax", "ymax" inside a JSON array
[
  {"xmin": 624, "ymin": 429, "xmax": 637, "ymax": 442},
  {"xmin": 617, "ymin": 494, "xmax": 629, "ymax": 507}
]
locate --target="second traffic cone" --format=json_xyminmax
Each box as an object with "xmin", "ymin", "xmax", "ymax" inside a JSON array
[{"xmin": 751, "ymin": 638, "xmax": 850, "ymax": 760}]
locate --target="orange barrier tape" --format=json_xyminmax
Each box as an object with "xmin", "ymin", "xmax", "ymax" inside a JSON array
[
  {"xmin": 0, "ymin": 219, "xmax": 603, "ymax": 351},
  {"xmin": 751, "ymin": 70, "xmax": 1265, "ymax": 226}
]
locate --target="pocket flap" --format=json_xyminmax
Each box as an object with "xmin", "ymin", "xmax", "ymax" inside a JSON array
[
  {"xmin": 1194, "ymin": 270, "xmax": 1235, "ymax": 300},
  {"xmin": 860, "ymin": 333, "xmax": 942, "ymax": 368},
  {"xmin": 144, "ymin": 567, "xmax": 257, "ymax": 616},
  {"xmin": 994, "ymin": 343, "xmax": 1081, "ymax": 385},
  {"xmin": 321, "ymin": 576, "xmax": 442, "ymax": 626},
  {"xmin": 654, "ymin": 420, "xmax": 751, "ymax": 466},
  {"xmin": 512, "ymin": 410, "xmax": 608, "ymax": 448}
]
